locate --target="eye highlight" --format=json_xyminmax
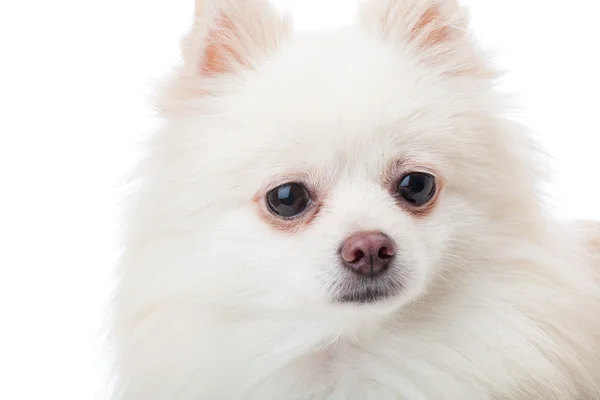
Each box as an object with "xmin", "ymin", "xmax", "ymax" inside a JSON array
[
  {"xmin": 267, "ymin": 183, "xmax": 311, "ymax": 218},
  {"xmin": 397, "ymin": 172, "xmax": 436, "ymax": 206}
]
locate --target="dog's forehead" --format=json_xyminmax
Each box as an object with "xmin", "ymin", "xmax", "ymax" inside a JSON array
[
  {"xmin": 220, "ymin": 30, "xmax": 457, "ymax": 169},
  {"xmin": 239, "ymin": 30, "xmax": 424, "ymax": 130}
]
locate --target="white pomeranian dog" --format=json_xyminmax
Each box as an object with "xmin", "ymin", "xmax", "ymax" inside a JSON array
[{"xmin": 111, "ymin": 0, "xmax": 600, "ymax": 398}]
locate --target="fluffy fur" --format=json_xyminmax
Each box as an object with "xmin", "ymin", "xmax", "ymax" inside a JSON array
[{"xmin": 112, "ymin": 0, "xmax": 600, "ymax": 398}]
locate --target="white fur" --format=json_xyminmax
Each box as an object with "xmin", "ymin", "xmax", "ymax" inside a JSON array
[{"xmin": 111, "ymin": 0, "xmax": 600, "ymax": 398}]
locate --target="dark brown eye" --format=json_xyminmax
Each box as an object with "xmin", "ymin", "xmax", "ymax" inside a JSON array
[
  {"xmin": 267, "ymin": 183, "xmax": 311, "ymax": 218},
  {"xmin": 397, "ymin": 172, "xmax": 436, "ymax": 206}
]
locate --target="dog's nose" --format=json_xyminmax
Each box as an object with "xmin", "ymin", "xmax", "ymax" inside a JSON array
[{"xmin": 340, "ymin": 231, "xmax": 396, "ymax": 277}]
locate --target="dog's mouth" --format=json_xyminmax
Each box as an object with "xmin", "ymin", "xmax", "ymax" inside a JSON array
[
  {"xmin": 337, "ymin": 287, "xmax": 392, "ymax": 304},
  {"xmin": 332, "ymin": 276, "xmax": 404, "ymax": 305}
]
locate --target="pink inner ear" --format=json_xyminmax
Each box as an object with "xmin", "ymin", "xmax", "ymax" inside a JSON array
[
  {"xmin": 199, "ymin": 14, "xmax": 247, "ymax": 75},
  {"xmin": 410, "ymin": 6, "xmax": 452, "ymax": 47}
]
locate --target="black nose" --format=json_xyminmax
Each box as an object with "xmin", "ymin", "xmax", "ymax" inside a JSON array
[{"xmin": 340, "ymin": 231, "xmax": 396, "ymax": 277}]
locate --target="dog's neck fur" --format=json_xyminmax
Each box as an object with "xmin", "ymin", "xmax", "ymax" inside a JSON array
[{"xmin": 113, "ymin": 218, "xmax": 600, "ymax": 399}]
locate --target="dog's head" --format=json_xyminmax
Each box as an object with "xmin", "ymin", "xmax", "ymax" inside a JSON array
[{"xmin": 139, "ymin": 0, "xmax": 542, "ymax": 314}]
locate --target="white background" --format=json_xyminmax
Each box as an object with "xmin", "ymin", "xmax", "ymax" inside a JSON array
[{"xmin": 0, "ymin": 1, "xmax": 599, "ymax": 399}]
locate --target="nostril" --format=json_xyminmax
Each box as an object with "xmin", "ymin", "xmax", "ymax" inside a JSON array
[
  {"xmin": 352, "ymin": 249, "xmax": 365, "ymax": 263},
  {"xmin": 377, "ymin": 246, "xmax": 396, "ymax": 260},
  {"xmin": 378, "ymin": 246, "xmax": 394, "ymax": 259}
]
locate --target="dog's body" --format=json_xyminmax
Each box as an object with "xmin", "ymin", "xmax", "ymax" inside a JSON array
[{"xmin": 112, "ymin": 1, "xmax": 600, "ymax": 398}]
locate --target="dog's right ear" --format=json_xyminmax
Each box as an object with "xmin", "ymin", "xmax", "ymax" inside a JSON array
[
  {"xmin": 360, "ymin": 0, "xmax": 492, "ymax": 78},
  {"xmin": 181, "ymin": 0, "xmax": 289, "ymax": 78}
]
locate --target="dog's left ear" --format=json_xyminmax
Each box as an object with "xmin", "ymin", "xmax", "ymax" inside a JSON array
[
  {"xmin": 183, "ymin": 0, "xmax": 289, "ymax": 77},
  {"xmin": 360, "ymin": 0, "xmax": 490, "ymax": 77},
  {"xmin": 161, "ymin": 0, "xmax": 290, "ymax": 110}
]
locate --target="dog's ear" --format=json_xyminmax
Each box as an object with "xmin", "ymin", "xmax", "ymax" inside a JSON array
[
  {"xmin": 360, "ymin": 0, "xmax": 490, "ymax": 77},
  {"xmin": 182, "ymin": 0, "xmax": 289, "ymax": 77}
]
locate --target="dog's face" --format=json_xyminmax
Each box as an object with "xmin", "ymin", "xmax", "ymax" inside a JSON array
[{"xmin": 149, "ymin": 0, "xmax": 540, "ymax": 314}]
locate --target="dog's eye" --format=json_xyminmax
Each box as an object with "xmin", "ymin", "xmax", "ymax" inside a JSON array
[
  {"xmin": 267, "ymin": 183, "xmax": 311, "ymax": 218},
  {"xmin": 397, "ymin": 173, "xmax": 436, "ymax": 206}
]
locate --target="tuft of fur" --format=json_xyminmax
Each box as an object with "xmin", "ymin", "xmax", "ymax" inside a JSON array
[{"xmin": 111, "ymin": 0, "xmax": 600, "ymax": 399}]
